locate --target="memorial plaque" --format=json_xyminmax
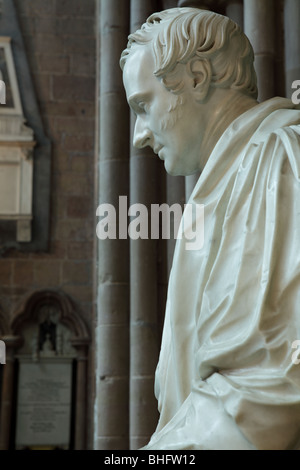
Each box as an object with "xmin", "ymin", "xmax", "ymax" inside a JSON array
[{"xmin": 15, "ymin": 358, "xmax": 73, "ymax": 448}]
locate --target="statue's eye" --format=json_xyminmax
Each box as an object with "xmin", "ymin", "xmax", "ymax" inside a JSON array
[{"xmin": 138, "ymin": 102, "xmax": 148, "ymax": 113}]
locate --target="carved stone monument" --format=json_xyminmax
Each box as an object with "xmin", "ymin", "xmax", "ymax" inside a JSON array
[
  {"xmin": 15, "ymin": 302, "xmax": 77, "ymax": 449},
  {"xmin": 15, "ymin": 358, "xmax": 73, "ymax": 449},
  {"xmin": 0, "ymin": 36, "xmax": 35, "ymax": 242},
  {"xmin": 121, "ymin": 8, "xmax": 300, "ymax": 450},
  {"xmin": 0, "ymin": 290, "xmax": 89, "ymax": 450}
]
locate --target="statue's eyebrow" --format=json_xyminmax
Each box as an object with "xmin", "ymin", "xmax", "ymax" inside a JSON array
[{"xmin": 128, "ymin": 93, "xmax": 150, "ymax": 110}]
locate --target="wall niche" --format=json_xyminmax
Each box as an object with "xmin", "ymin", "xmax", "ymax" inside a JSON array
[{"xmin": 0, "ymin": 290, "xmax": 89, "ymax": 450}]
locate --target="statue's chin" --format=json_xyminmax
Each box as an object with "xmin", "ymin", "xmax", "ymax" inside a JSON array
[{"xmin": 164, "ymin": 159, "xmax": 184, "ymax": 176}]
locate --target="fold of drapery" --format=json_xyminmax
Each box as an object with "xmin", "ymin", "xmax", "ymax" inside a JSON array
[{"xmin": 144, "ymin": 97, "xmax": 300, "ymax": 450}]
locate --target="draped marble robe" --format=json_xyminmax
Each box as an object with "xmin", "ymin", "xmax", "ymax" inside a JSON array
[{"xmin": 144, "ymin": 97, "xmax": 300, "ymax": 450}]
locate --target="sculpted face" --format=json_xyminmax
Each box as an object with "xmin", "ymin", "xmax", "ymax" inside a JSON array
[{"xmin": 123, "ymin": 45, "xmax": 207, "ymax": 176}]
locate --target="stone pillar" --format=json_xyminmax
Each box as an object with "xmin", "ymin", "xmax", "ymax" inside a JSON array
[
  {"xmin": 274, "ymin": 0, "xmax": 285, "ymax": 99},
  {"xmin": 95, "ymin": 0, "xmax": 130, "ymax": 450},
  {"xmin": 163, "ymin": 0, "xmax": 179, "ymax": 8},
  {"xmin": 166, "ymin": 175, "xmax": 185, "ymax": 275},
  {"xmin": 178, "ymin": 0, "xmax": 224, "ymax": 9},
  {"xmin": 158, "ymin": 169, "xmax": 168, "ymax": 340},
  {"xmin": 244, "ymin": 0, "xmax": 276, "ymax": 102},
  {"xmin": 129, "ymin": 0, "xmax": 160, "ymax": 450},
  {"xmin": 185, "ymin": 173, "xmax": 201, "ymax": 202},
  {"xmin": 178, "ymin": 0, "xmax": 211, "ymax": 8},
  {"xmin": 0, "ymin": 336, "xmax": 21, "ymax": 450},
  {"xmin": 284, "ymin": 0, "xmax": 300, "ymax": 98},
  {"xmin": 226, "ymin": 0, "xmax": 243, "ymax": 28},
  {"xmin": 177, "ymin": 1, "xmax": 206, "ymax": 201},
  {"xmin": 72, "ymin": 339, "xmax": 89, "ymax": 450}
]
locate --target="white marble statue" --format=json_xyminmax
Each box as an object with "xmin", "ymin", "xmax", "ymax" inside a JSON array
[{"xmin": 121, "ymin": 7, "xmax": 300, "ymax": 450}]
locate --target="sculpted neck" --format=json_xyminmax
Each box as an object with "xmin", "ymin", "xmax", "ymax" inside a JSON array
[{"xmin": 199, "ymin": 89, "xmax": 258, "ymax": 171}]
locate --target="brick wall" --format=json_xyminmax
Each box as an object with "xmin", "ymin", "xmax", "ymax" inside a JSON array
[{"xmin": 0, "ymin": 0, "xmax": 96, "ymax": 448}]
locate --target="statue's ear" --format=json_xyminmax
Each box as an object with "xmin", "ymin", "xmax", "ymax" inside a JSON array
[{"xmin": 188, "ymin": 58, "xmax": 212, "ymax": 101}]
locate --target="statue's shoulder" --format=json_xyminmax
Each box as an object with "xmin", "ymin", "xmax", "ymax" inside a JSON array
[
  {"xmin": 260, "ymin": 112, "xmax": 300, "ymax": 184},
  {"xmin": 248, "ymin": 98, "xmax": 300, "ymax": 147}
]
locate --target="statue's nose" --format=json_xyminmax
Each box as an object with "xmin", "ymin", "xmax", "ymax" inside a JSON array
[{"xmin": 133, "ymin": 117, "xmax": 152, "ymax": 149}]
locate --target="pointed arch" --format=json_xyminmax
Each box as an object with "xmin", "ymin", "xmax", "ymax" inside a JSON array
[{"xmin": 10, "ymin": 289, "xmax": 89, "ymax": 340}]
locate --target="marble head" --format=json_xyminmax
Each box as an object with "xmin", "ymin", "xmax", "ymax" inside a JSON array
[{"xmin": 121, "ymin": 8, "xmax": 258, "ymax": 175}]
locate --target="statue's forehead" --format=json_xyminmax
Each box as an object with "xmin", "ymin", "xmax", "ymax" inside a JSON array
[
  {"xmin": 124, "ymin": 44, "xmax": 155, "ymax": 71},
  {"xmin": 123, "ymin": 45, "xmax": 156, "ymax": 93}
]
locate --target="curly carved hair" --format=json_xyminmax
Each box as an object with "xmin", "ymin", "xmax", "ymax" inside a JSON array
[{"xmin": 120, "ymin": 7, "xmax": 258, "ymax": 99}]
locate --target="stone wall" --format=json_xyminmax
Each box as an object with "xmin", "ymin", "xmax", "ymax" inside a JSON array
[{"xmin": 0, "ymin": 0, "xmax": 96, "ymax": 449}]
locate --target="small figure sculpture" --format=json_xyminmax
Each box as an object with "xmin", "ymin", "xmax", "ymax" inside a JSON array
[
  {"xmin": 38, "ymin": 305, "xmax": 57, "ymax": 353},
  {"xmin": 40, "ymin": 333, "xmax": 56, "ymax": 357},
  {"xmin": 121, "ymin": 8, "xmax": 300, "ymax": 450}
]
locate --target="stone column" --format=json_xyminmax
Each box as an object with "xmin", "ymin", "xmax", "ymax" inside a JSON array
[
  {"xmin": 71, "ymin": 339, "xmax": 89, "ymax": 450},
  {"xmin": 177, "ymin": 1, "xmax": 207, "ymax": 201},
  {"xmin": 158, "ymin": 170, "xmax": 168, "ymax": 340},
  {"xmin": 0, "ymin": 336, "xmax": 20, "ymax": 450},
  {"xmin": 166, "ymin": 175, "xmax": 185, "ymax": 275},
  {"xmin": 284, "ymin": 0, "xmax": 300, "ymax": 98},
  {"xmin": 95, "ymin": 0, "xmax": 130, "ymax": 450},
  {"xmin": 226, "ymin": 0, "xmax": 243, "ymax": 28},
  {"xmin": 244, "ymin": 0, "xmax": 276, "ymax": 102},
  {"xmin": 129, "ymin": 0, "xmax": 161, "ymax": 450},
  {"xmin": 185, "ymin": 173, "xmax": 201, "ymax": 202},
  {"xmin": 273, "ymin": 0, "xmax": 285, "ymax": 98},
  {"xmin": 163, "ymin": 0, "xmax": 179, "ymax": 8},
  {"xmin": 178, "ymin": 0, "xmax": 224, "ymax": 10}
]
